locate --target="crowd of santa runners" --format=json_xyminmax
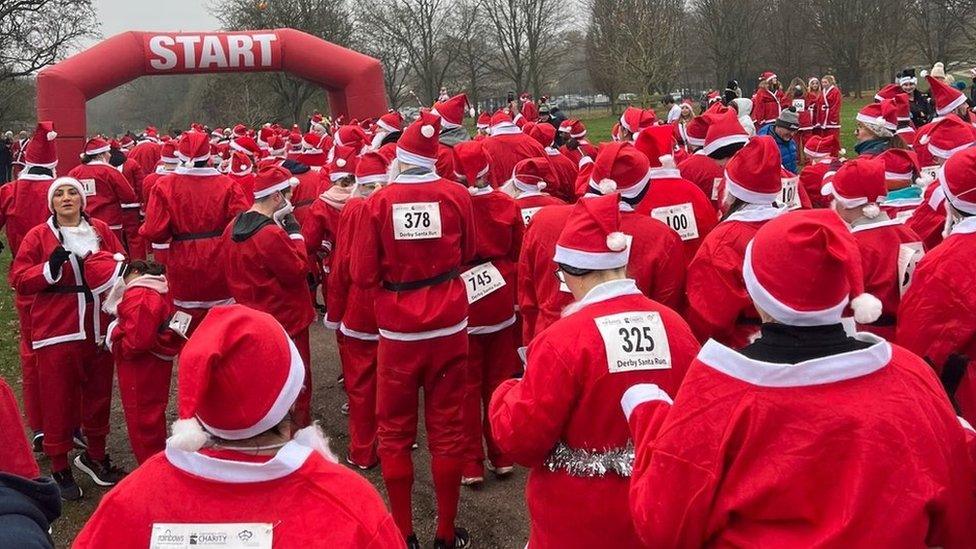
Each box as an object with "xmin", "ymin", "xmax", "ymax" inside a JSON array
[{"xmin": 1, "ymin": 66, "xmax": 975, "ymax": 548}]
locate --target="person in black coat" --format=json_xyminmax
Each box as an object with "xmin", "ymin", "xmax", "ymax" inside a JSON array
[
  {"xmin": 898, "ymin": 69, "xmax": 934, "ymax": 127},
  {"xmin": 0, "ymin": 474, "xmax": 61, "ymax": 549}
]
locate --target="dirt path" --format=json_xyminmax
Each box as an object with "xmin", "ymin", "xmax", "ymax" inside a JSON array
[{"xmin": 50, "ymin": 322, "xmax": 530, "ymax": 548}]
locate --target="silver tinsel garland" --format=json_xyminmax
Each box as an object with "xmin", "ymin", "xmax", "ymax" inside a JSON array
[{"xmin": 543, "ymin": 441, "xmax": 635, "ymax": 478}]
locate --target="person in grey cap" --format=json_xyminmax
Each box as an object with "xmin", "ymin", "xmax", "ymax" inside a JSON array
[{"xmin": 757, "ymin": 107, "xmax": 799, "ymax": 173}]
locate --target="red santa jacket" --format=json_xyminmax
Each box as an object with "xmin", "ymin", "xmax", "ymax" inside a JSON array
[
  {"xmin": 349, "ymin": 170, "xmax": 476, "ymax": 338},
  {"xmin": 559, "ymin": 140, "xmax": 599, "ymax": 169},
  {"xmin": 67, "ymin": 161, "xmax": 141, "ymax": 243},
  {"xmin": 291, "ymin": 168, "xmax": 327, "ymax": 229},
  {"xmin": 0, "ymin": 172, "xmax": 54, "ymax": 257},
  {"xmin": 128, "ymin": 140, "xmax": 161, "ymax": 176},
  {"xmin": 518, "ymin": 201, "xmax": 685, "ymax": 343},
  {"xmin": 685, "ymin": 205, "xmax": 784, "ymax": 348},
  {"xmin": 121, "ymin": 158, "xmax": 146, "ymax": 208},
  {"xmin": 678, "ymin": 153, "xmax": 725, "ymax": 208},
  {"xmin": 515, "ymin": 192, "xmax": 564, "ymax": 226},
  {"xmin": 481, "ymin": 130, "xmax": 547, "ymax": 188},
  {"xmin": 851, "ymin": 217, "xmax": 923, "ymax": 340},
  {"xmin": 806, "ymin": 91, "xmax": 823, "ymax": 129},
  {"xmin": 898, "ymin": 217, "xmax": 976, "ymax": 426},
  {"xmin": 141, "ymin": 169, "xmax": 173, "ymax": 210},
  {"xmin": 301, "ymin": 189, "xmax": 350, "ymax": 290},
  {"xmin": 627, "ymin": 335, "xmax": 974, "ymax": 548},
  {"xmin": 141, "ymin": 166, "xmax": 249, "ymax": 309},
  {"xmin": 543, "ymin": 148, "xmax": 580, "ymax": 203},
  {"xmin": 12, "ymin": 217, "xmax": 124, "ymax": 349},
  {"xmin": 325, "ymin": 199, "xmax": 377, "ymax": 338},
  {"xmin": 291, "ymin": 151, "xmax": 327, "ymax": 168},
  {"xmin": 905, "ymin": 182, "xmax": 947, "ymax": 250},
  {"xmin": 820, "ymin": 85, "xmax": 842, "ymax": 129},
  {"xmin": 72, "ymin": 437, "xmax": 403, "ymax": 548},
  {"xmin": 798, "ymin": 159, "xmax": 837, "ymax": 209},
  {"xmin": 221, "ymin": 212, "xmax": 315, "ymax": 336},
  {"xmin": 106, "ymin": 280, "xmax": 183, "ymax": 361},
  {"xmin": 634, "ymin": 168, "xmax": 718, "ymax": 266},
  {"xmin": 466, "ymin": 186, "xmax": 522, "ymax": 331},
  {"xmin": 490, "ymin": 279, "xmax": 700, "ymax": 549},
  {"xmin": 751, "ymin": 88, "xmax": 782, "ymax": 126},
  {"xmin": 228, "ymin": 172, "xmax": 256, "ymax": 204},
  {"xmin": 435, "ymin": 145, "xmax": 456, "ymax": 180}
]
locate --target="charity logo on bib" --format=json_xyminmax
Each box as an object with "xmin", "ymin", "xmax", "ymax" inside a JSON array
[
  {"xmin": 392, "ymin": 202, "xmax": 442, "ymax": 240},
  {"xmin": 79, "ymin": 178, "xmax": 97, "ymax": 197},
  {"xmin": 520, "ymin": 207, "xmax": 542, "ymax": 226},
  {"xmin": 150, "ymin": 523, "xmax": 272, "ymax": 548},
  {"xmin": 595, "ymin": 311, "xmax": 672, "ymax": 373},
  {"xmin": 651, "ymin": 202, "xmax": 699, "ymax": 241},
  {"xmin": 778, "ymin": 177, "xmax": 801, "ymax": 210},
  {"xmin": 461, "ymin": 262, "xmax": 506, "ymax": 303}
]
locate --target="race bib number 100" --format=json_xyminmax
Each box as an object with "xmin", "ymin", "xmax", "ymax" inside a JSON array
[
  {"xmin": 651, "ymin": 202, "xmax": 699, "ymax": 241},
  {"xmin": 392, "ymin": 202, "xmax": 442, "ymax": 240},
  {"xmin": 595, "ymin": 311, "xmax": 672, "ymax": 373},
  {"xmin": 150, "ymin": 523, "xmax": 272, "ymax": 548}
]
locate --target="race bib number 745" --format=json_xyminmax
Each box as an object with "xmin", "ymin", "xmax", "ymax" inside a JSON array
[
  {"xmin": 595, "ymin": 311, "xmax": 672, "ymax": 373},
  {"xmin": 392, "ymin": 202, "xmax": 442, "ymax": 240}
]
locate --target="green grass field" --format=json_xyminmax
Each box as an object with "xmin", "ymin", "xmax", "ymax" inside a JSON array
[{"xmin": 0, "ymin": 241, "xmax": 21, "ymax": 392}]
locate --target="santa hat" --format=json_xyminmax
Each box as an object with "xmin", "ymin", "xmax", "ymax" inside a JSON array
[
  {"xmin": 160, "ymin": 141, "xmax": 179, "ymax": 164},
  {"xmin": 559, "ymin": 119, "xmax": 587, "ymax": 138},
  {"xmin": 432, "ymin": 93, "xmax": 468, "ymax": 128},
  {"xmin": 328, "ymin": 145, "xmax": 359, "ymax": 181},
  {"xmin": 702, "ymin": 110, "xmax": 749, "ymax": 157},
  {"xmin": 47, "ymin": 176, "xmax": 88, "ymax": 213},
  {"xmin": 301, "ymin": 132, "xmax": 323, "ymax": 152},
  {"xmin": 890, "ymin": 93, "xmax": 912, "ymax": 123},
  {"xmin": 724, "ymin": 136, "xmax": 782, "ymax": 204},
  {"xmin": 144, "ymin": 126, "xmax": 159, "ymax": 140},
  {"xmin": 83, "ymin": 137, "xmax": 111, "ymax": 156},
  {"xmin": 759, "ymin": 71, "xmax": 777, "ymax": 83},
  {"xmin": 310, "ymin": 113, "xmax": 327, "ymax": 132},
  {"xmin": 525, "ymin": 122, "xmax": 557, "ymax": 148},
  {"xmin": 396, "ymin": 111, "xmax": 441, "ymax": 169},
  {"xmin": 266, "ymin": 134, "xmax": 288, "ymax": 157},
  {"xmin": 803, "ymin": 134, "xmax": 838, "ymax": 159},
  {"xmin": 619, "ymin": 107, "xmax": 656, "ymax": 135},
  {"xmin": 821, "ymin": 158, "xmax": 887, "ymax": 217},
  {"xmin": 874, "ymin": 83, "xmax": 904, "ymax": 101},
  {"xmin": 166, "ymin": 305, "xmax": 306, "ymax": 452},
  {"xmin": 855, "ymin": 102, "xmax": 897, "ymax": 134},
  {"xmin": 253, "ymin": 165, "xmax": 298, "ymax": 200},
  {"xmin": 511, "ymin": 157, "xmax": 555, "ymax": 193},
  {"xmin": 744, "ymin": 209, "xmax": 882, "ymax": 325},
  {"xmin": 376, "ymin": 111, "xmax": 404, "ymax": 134},
  {"xmin": 119, "ymin": 135, "xmax": 135, "ymax": 150},
  {"xmin": 24, "ymin": 121, "xmax": 58, "ymax": 169},
  {"xmin": 633, "ymin": 126, "xmax": 677, "ymax": 169},
  {"xmin": 897, "ymin": 69, "xmax": 918, "ymax": 85},
  {"xmin": 476, "ymin": 112, "xmax": 491, "ymax": 130},
  {"xmin": 927, "ymin": 75, "xmax": 968, "ymax": 116},
  {"xmin": 355, "ymin": 151, "xmax": 390, "ymax": 186},
  {"xmin": 232, "ymin": 124, "xmax": 248, "ymax": 137},
  {"xmin": 334, "ymin": 125, "xmax": 368, "ymax": 151},
  {"xmin": 554, "ymin": 193, "xmax": 630, "ymax": 270},
  {"xmin": 288, "ymin": 131, "xmax": 303, "ymax": 149},
  {"xmin": 452, "ymin": 141, "xmax": 489, "ymax": 185},
  {"xmin": 922, "ymin": 116, "xmax": 975, "ymax": 159},
  {"xmin": 230, "ymin": 151, "xmax": 253, "ymax": 176},
  {"xmin": 0, "ymin": 379, "xmax": 40, "ymax": 479},
  {"xmin": 684, "ymin": 116, "xmax": 709, "ymax": 149},
  {"xmin": 82, "ymin": 250, "xmax": 127, "ymax": 296},
  {"xmin": 230, "ymin": 136, "xmax": 262, "ymax": 157},
  {"xmin": 587, "ymin": 142, "xmax": 651, "ymax": 201},
  {"xmin": 176, "ymin": 132, "xmax": 212, "ymax": 163},
  {"xmin": 938, "ymin": 147, "xmax": 976, "ymax": 215},
  {"xmin": 876, "ymin": 149, "xmax": 919, "ymax": 184}
]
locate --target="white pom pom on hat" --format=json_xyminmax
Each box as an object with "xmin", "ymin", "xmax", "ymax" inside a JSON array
[
  {"xmin": 167, "ymin": 418, "xmax": 210, "ymax": 452},
  {"xmin": 851, "ymin": 293, "xmax": 883, "ymax": 324},
  {"xmin": 598, "ymin": 178, "xmax": 617, "ymax": 194},
  {"xmin": 112, "ymin": 253, "xmax": 125, "ymax": 262},
  {"xmin": 606, "ymin": 231, "xmax": 628, "ymax": 252},
  {"xmin": 47, "ymin": 131, "xmax": 57, "ymax": 141},
  {"xmin": 420, "ymin": 125, "xmax": 436, "ymax": 138},
  {"xmin": 537, "ymin": 181, "xmax": 547, "ymax": 191},
  {"xmin": 862, "ymin": 203, "xmax": 881, "ymax": 218},
  {"xmin": 336, "ymin": 158, "xmax": 346, "ymax": 167}
]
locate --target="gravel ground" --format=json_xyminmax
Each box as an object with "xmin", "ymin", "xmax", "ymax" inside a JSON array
[{"xmin": 48, "ymin": 321, "xmax": 530, "ymax": 548}]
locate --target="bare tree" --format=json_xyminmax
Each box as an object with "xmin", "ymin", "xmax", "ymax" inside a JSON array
[
  {"xmin": 810, "ymin": 0, "xmax": 876, "ymax": 96},
  {"xmin": 481, "ymin": 0, "xmax": 566, "ymax": 97},
  {"xmin": 0, "ymin": 0, "xmax": 98, "ymax": 82},
  {"xmin": 357, "ymin": 33, "xmax": 411, "ymax": 109},
  {"xmin": 586, "ymin": 0, "xmax": 629, "ymax": 112},
  {"xmin": 690, "ymin": 0, "xmax": 769, "ymax": 91},
  {"xmin": 869, "ymin": 0, "xmax": 913, "ymax": 82},
  {"xmin": 909, "ymin": 0, "xmax": 975, "ymax": 66},
  {"xmin": 448, "ymin": 0, "xmax": 493, "ymax": 107}
]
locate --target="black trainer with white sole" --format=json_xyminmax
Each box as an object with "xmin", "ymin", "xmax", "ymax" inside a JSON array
[
  {"xmin": 32, "ymin": 431, "xmax": 44, "ymax": 453},
  {"xmin": 52, "ymin": 469, "xmax": 84, "ymax": 501},
  {"xmin": 433, "ymin": 527, "xmax": 470, "ymax": 549},
  {"xmin": 72, "ymin": 429, "xmax": 88, "ymax": 450},
  {"xmin": 74, "ymin": 453, "xmax": 126, "ymax": 486}
]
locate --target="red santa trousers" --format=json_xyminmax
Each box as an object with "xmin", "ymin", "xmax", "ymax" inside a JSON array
[
  {"xmin": 377, "ymin": 330, "xmax": 469, "ymax": 540},
  {"xmin": 292, "ymin": 328, "xmax": 312, "ymax": 428},
  {"xmin": 116, "ymin": 354, "xmax": 172, "ymax": 464},
  {"xmin": 337, "ymin": 334, "xmax": 378, "ymax": 467},
  {"xmin": 465, "ymin": 326, "xmax": 520, "ymax": 470},
  {"xmin": 35, "ymin": 339, "xmax": 113, "ymax": 471},
  {"xmin": 14, "ymin": 295, "xmax": 41, "ymax": 431}
]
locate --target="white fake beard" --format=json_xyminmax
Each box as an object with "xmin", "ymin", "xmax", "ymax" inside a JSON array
[
  {"xmin": 386, "ymin": 159, "xmax": 403, "ymax": 181},
  {"xmin": 292, "ymin": 422, "xmax": 339, "ymax": 463}
]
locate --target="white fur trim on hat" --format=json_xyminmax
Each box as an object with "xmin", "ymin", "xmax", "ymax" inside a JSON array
[
  {"xmin": 254, "ymin": 179, "xmax": 292, "ymax": 200},
  {"xmin": 724, "ymin": 171, "xmax": 780, "ymax": 205},
  {"xmin": 47, "ymin": 176, "xmax": 88, "ymax": 213},
  {"xmin": 851, "ymin": 293, "xmax": 883, "ymax": 324}
]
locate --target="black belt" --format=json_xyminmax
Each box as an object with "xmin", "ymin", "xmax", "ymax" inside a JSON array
[
  {"xmin": 44, "ymin": 285, "xmax": 88, "ymax": 294},
  {"xmin": 382, "ymin": 269, "xmax": 459, "ymax": 292},
  {"xmin": 171, "ymin": 230, "xmax": 223, "ymax": 242},
  {"xmin": 467, "ymin": 256, "xmax": 500, "ymax": 268}
]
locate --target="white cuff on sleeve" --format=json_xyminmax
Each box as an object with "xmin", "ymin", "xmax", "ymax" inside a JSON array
[
  {"xmin": 104, "ymin": 319, "xmax": 118, "ymax": 352},
  {"xmin": 960, "ymin": 416, "xmax": 975, "ymax": 433},
  {"xmin": 323, "ymin": 317, "xmax": 339, "ymax": 331},
  {"xmin": 620, "ymin": 383, "xmax": 673, "ymax": 421},
  {"xmin": 43, "ymin": 262, "xmax": 62, "ymax": 285}
]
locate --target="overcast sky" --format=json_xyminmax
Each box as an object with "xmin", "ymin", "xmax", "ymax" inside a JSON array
[{"xmin": 76, "ymin": 0, "xmax": 221, "ymax": 51}]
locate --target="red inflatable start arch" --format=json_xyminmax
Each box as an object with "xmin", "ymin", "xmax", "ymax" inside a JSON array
[{"xmin": 36, "ymin": 28, "xmax": 388, "ymax": 171}]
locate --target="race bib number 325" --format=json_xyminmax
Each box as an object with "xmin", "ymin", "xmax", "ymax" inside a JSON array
[
  {"xmin": 595, "ymin": 311, "xmax": 672, "ymax": 373},
  {"xmin": 392, "ymin": 202, "xmax": 442, "ymax": 240}
]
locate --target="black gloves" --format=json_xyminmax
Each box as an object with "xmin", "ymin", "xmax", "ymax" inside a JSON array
[{"xmin": 48, "ymin": 246, "xmax": 71, "ymax": 279}]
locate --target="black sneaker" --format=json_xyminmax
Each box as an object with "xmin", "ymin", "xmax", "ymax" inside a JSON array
[
  {"xmin": 72, "ymin": 429, "xmax": 88, "ymax": 450},
  {"xmin": 52, "ymin": 469, "xmax": 84, "ymax": 501},
  {"xmin": 433, "ymin": 527, "xmax": 470, "ymax": 549},
  {"xmin": 74, "ymin": 454, "xmax": 126, "ymax": 487},
  {"xmin": 32, "ymin": 431, "xmax": 44, "ymax": 453},
  {"xmin": 405, "ymin": 534, "xmax": 421, "ymax": 549}
]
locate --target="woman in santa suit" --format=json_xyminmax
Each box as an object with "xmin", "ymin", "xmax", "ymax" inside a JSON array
[
  {"xmin": 504, "ymin": 157, "xmax": 565, "ymax": 226},
  {"xmin": 622, "ymin": 209, "xmax": 973, "ymax": 548},
  {"xmin": 73, "ymin": 305, "xmax": 403, "ymax": 548},
  {"xmin": 685, "ymin": 136, "xmax": 785, "ymax": 348},
  {"xmin": 490, "ymin": 193, "xmax": 700, "ymax": 549},
  {"xmin": 806, "ymin": 77, "xmax": 824, "ymax": 135},
  {"xmin": 819, "ymin": 75, "xmax": 843, "ymax": 155},
  {"xmin": 822, "ymin": 158, "xmax": 923, "ymax": 340},
  {"xmin": 11, "ymin": 177, "xmax": 127, "ymax": 500}
]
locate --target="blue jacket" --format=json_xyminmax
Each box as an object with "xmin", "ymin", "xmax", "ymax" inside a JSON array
[{"xmin": 757, "ymin": 123, "xmax": 798, "ymax": 173}]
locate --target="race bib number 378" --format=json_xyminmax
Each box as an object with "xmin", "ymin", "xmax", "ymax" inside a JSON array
[
  {"xmin": 392, "ymin": 202, "xmax": 442, "ymax": 240},
  {"xmin": 595, "ymin": 311, "xmax": 672, "ymax": 373}
]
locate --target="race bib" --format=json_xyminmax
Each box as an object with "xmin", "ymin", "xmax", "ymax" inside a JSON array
[
  {"xmin": 711, "ymin": 177, "xmax": 723, "ymax": 201},
  {"xmin": 778, "ymin": 177, "xmax": 801, "ymax": 210},
  {"xmin": 555, "ymin": 268, "xmax": 571, "ymax": 293},
  {"xmin": 919, "ymin": 166, "xmax": 939, "ymax": 187},
  {"xmin": 897, "ymin": 242, "xmax": 924, "ymax": 296},
  {"xmin": 461, "ymin": 262, "xmax": 506, "ymax": 303},
  {"xmin": 520, "ymin": 207, "xmax": 542, "ymax": 226},
  {"xmin": 392, "ymin": 202, "xmax": 442, "ymax": 240},
  {"xmin": 595, "ymin": 311, "xmax": 672, "ymax": 373},
  {"xmin": 79, "ymin": 178, "xmax": 97, "ymax": 196},
  {"xmin": 168, "ymin": 311, "xmax": 193, "ymax": 339},
  {"xmin": 150, "ymin": 523, "xmax": 272, "ymax": 548},
  {"xmin": 792, "ymin": 99, "xmax": 806, "ymax": 111},
  {"xmin": 651, "ymin": 202, "xmax": 699, "ymax": 241}
]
